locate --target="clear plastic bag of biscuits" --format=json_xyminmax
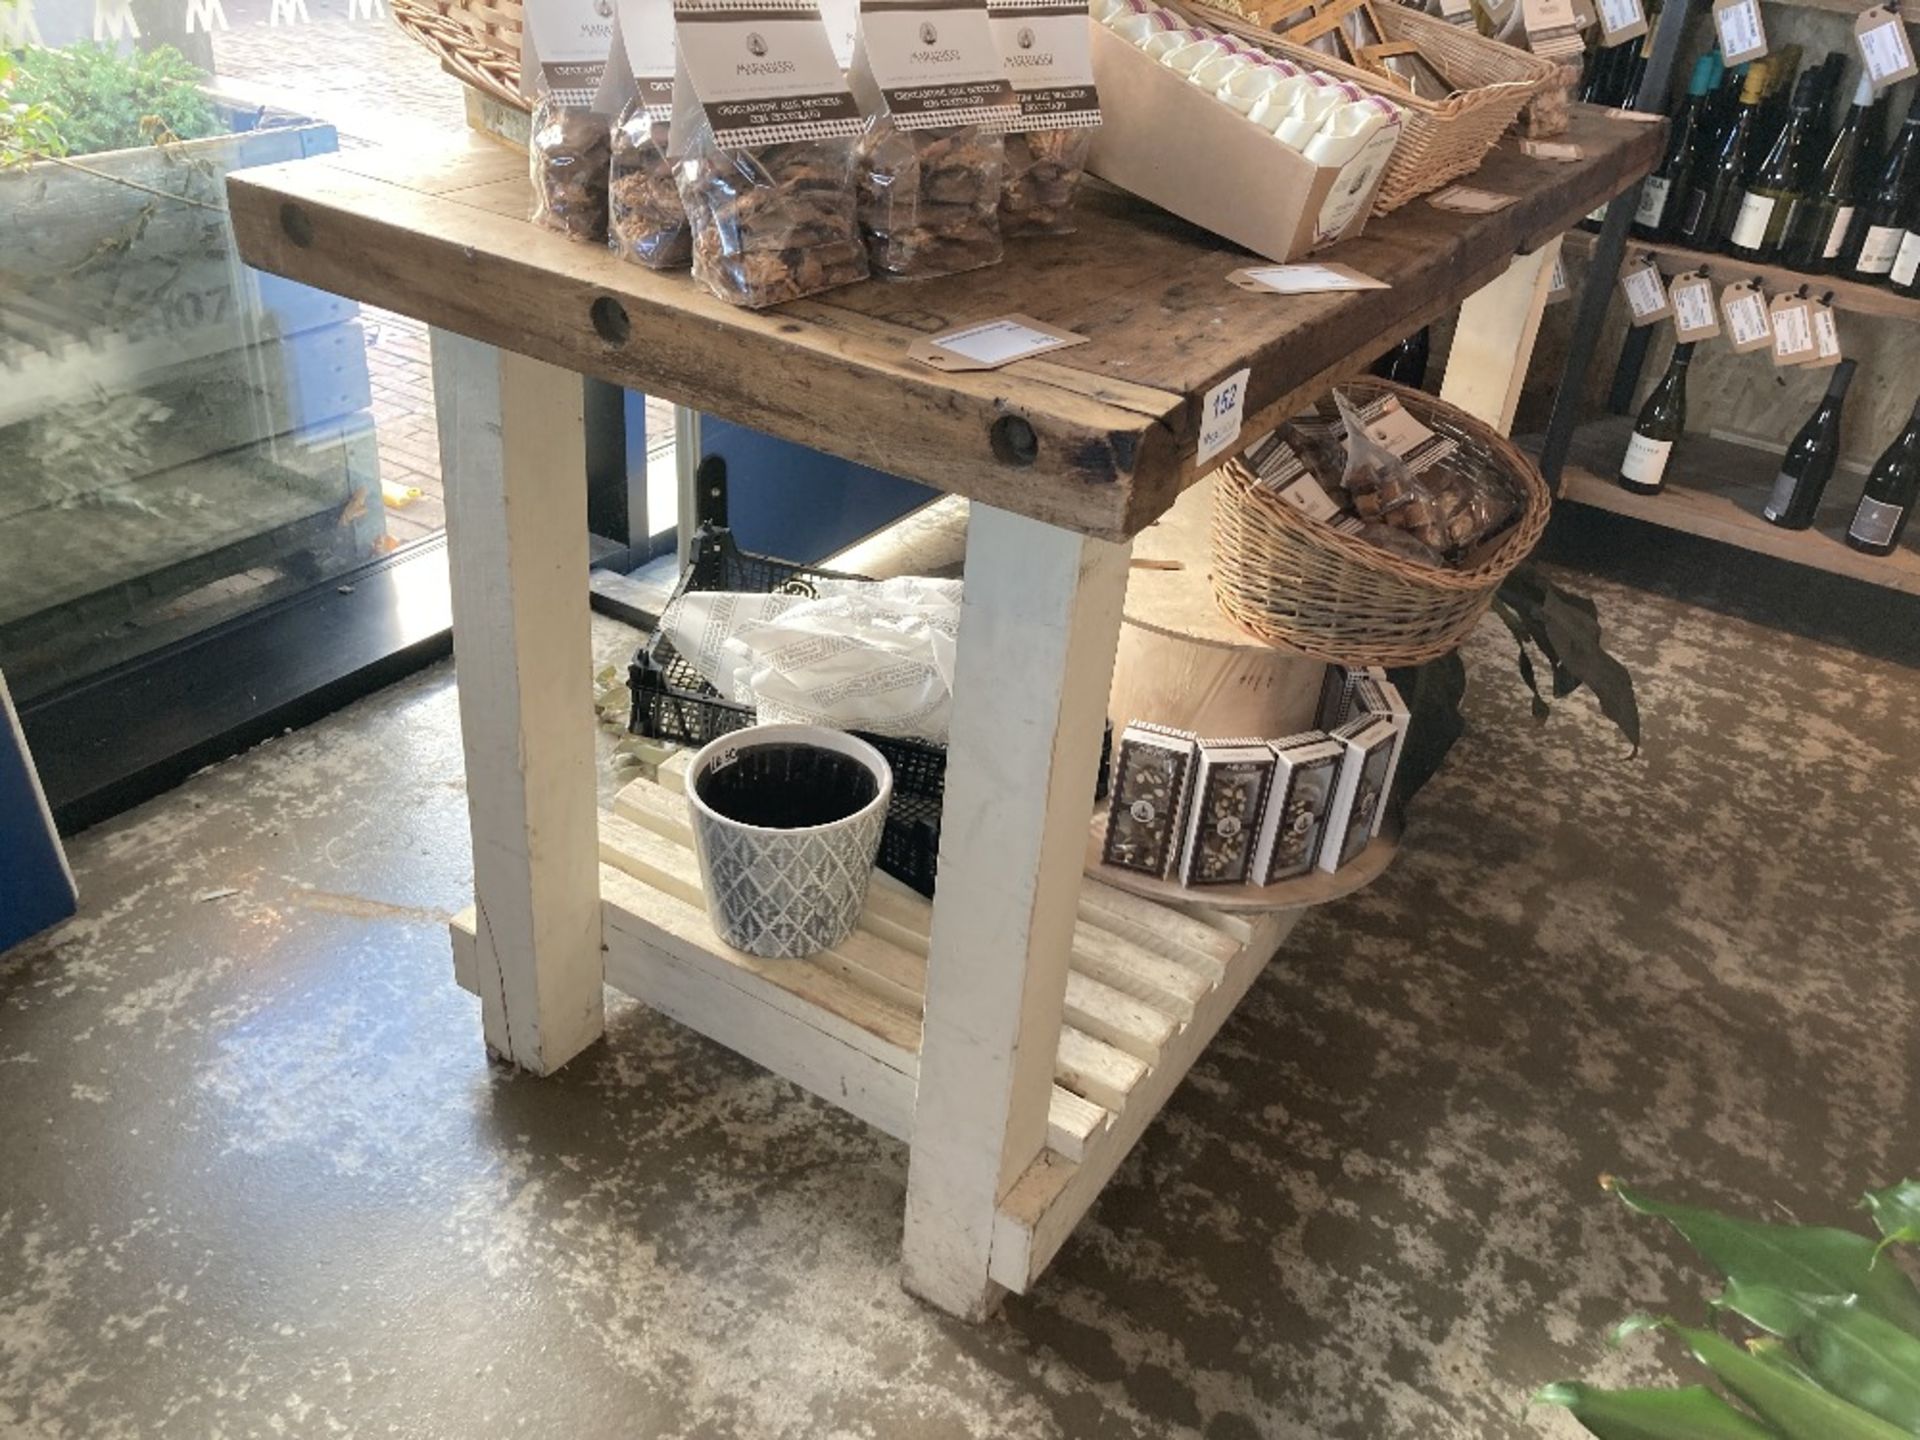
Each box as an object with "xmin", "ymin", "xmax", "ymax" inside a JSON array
[
  {"xmin": 609, "ymin": 104, "xmax": 691, "ymax": 269},
  {"xmin": 530, "ymin": 90, "xmax": 611, "ymax": 243},
  {"xmin": 856, "ymin": 118, "xmax": 1005, "ymax": 279},
  {"xmin": 677, "ymin": 130, "xmax": 870, "ymax": 309},
  {"xmin": 999, "ymin": 127, "xmax": 1093, "ymax": 237}
]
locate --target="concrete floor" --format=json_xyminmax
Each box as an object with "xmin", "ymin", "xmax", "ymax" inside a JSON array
[{"xmin": 4, "ymin": 557, "xmax": 1918, "ymax": 1439}]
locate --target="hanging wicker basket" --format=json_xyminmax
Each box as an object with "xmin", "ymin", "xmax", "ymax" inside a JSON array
[
  {"xmin": 392, "ymin": 0, "xmax": 529, "ymax": 113},
  {"xmin": 1210, "ymin": 380, "xmax": 1551, "ymax": 667}
]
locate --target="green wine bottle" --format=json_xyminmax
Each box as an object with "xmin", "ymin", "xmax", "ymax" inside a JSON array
[
  {"xmin": 1763, "ymin": 360, "xmax": 1857, "ymax": 529},
  {"xmin": 1637, "ymin": 52, "xmax": 1720, "ymax": 240},
  {"xmin": 1847, "ymin": 395, "xmax": 1920, "ymax": 554},
  {"xmin": 1730, "ymin": 69, "xmax": 1822, "ymax": 258},
  {"xmin": 1779, "ymin": 72, "xmax": 1872, "ymax": 272},
  {"xmin": 1674, "ymin": 62, "xmax": 1767, "ymax": 249},
  {"xmin": 1845, "ymin": 101, "xmax": 1920, "ymax": 282},
  {"xmin": 1619, "ymin": 342, "xmax": 1694, "ymax": 495}
]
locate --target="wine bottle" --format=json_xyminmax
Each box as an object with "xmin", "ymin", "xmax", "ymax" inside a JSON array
[
  {"xmin": 1730, "ymin": 69, "xmax": 1822, "ymax": 258},
  {"xmin": 1370, "ymin": 328, "xmax": 1430, "ymax": 387},
  {"xmin": 1674, "ymin": 62, "xmax": 1768, "ymax": 250},
  {"xmin": 1619, "ymin": 342, "xmax": 1694, "ymax": 496},
  {"xmin": 1638, "ymin": 52, "xmax": 1720, "ymax": 240},
  {"xmin": 1846, "ymin": 395, "xmax": 1920, "ymax": 554},
  {"xmin": 1845, "ymin": 101, "xmax": 1920, "ymax": 282},
  {"xmin": 1750, "ymin": 44, "xmax": 1803, "ymax": 173},
  {"xmin": 1779, "ymin": 72, "xmax": 1872, "ymax": 272},
  {"xmin": 1763, "ymin": 360, "xmax": 1857, "ymax": 528}
]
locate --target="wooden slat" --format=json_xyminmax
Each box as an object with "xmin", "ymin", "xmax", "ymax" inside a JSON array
[
  {"xmin": 1054, "ymin": 1026, "xmax": 1149, "ymax": 1112},
  {"xmin": 227, "ymin": 109, "xmax": 1662, "ymax": 542},
  {"xmin": 1078, "ymin": 878, "xmax": 1241, "ymax": 970}
]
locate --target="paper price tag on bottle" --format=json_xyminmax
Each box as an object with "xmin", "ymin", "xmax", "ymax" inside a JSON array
[
  {"xmin": 1669, "ymin": 273, "xmax": 1719, "ymax": 341},
  {"xmin": 1857, "ymin": 5, "xmax": 1918, "ymax": 86},
  {"xmin": 1711, "ymin": 0, "xmax": 1767, "ymax": 65},
  {"xmin": 1721, "ymin": 281, "xmax": 1773, "ymax": 353},
  {"xmin": 1597, "ymin": 0, "xmax": 1646, "ymax": 46},
  {"xmin": 1197, "ymin": 367, "xmax": 1252, "ymax": 466},
  {"xmin": 1620, "ymin": 261, "xmax": 1671, "ymax": 326},
  {"xmin": 1808, "ymin": 301, "xmax": 1843, "ymax": 368},
  {"xmin": 1770, "ymin": 293, "xmax": 1817, "ymax": 365}
]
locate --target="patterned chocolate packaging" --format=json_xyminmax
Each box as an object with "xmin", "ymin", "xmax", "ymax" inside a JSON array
[
  {"xmin": 1176, "ymin": 740, "xmax": 1273, "ymax": 887},
  {"xmin": 1249, "ymin": 732, "xmax": 1344, "ymax": 885},
  {"xmin": 1101, "ymin": 723, "xmax": 1196, "ymax": 877},
  {"xmin": 1319, "ymin": 713, "xmax": 1400, "ymax": 873}
]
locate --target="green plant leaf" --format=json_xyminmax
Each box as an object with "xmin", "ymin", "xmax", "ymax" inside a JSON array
[
  {"xmin": 1540, "ymin": 586, "xmax": 1641, "ymax": 753},
  {"xmin": 1652, "ymin": 1320, "xmax": 1912, "ymax": 1440},
  {"xmin": 1609, "ymin": 1181, "xmax": 1920, "ymax": 1337},
  {"xmin": 1745, "ymin": 1338, "xmax": 1822, "ymax": 1388},
  {"xmin": 1717, "ymin": 1283, "xmax": 1920, "ymax": 1435},
  {"xmin": 1533, "ymin": 1382, "xmax": 1780, "ymax": 1440},
  {"xmin": 1489, "ymin": 596, "xmax": 1552, "ymax": 722},
  {"xmin": 1864, "ymin": 1183, "xmax": 1920, "ymax": 1251}
]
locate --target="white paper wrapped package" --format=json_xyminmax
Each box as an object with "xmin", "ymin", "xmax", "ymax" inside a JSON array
[{"xmin": 658, "ymin": 576, "xmax": 961, "ymax": 740}]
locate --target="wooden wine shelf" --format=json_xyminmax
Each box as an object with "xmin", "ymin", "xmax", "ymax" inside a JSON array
[
  {"xmin": 1562, "ymin": 229, "xmax": 1920, "ymax": 324},
  {"xmin": 1546, "ymin": 415, "xmax": 1920, "ymax": 594}
]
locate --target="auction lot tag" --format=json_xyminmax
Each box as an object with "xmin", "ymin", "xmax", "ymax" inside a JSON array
[
  {"xmin": 1597, "ymin": 0, "xmax": 1646, "ymax": 46},
  {"xmin": 1857, "ymin": 5, "xmax": 1918, "ymax": 86},
  {"xmin": 1621, "ymin": 260, "xmax": 1671, "ymax": 325},
  {"xmin": 1721, "ymin": 280, "xmax": 1773, "ymax": 353},
  {"xmin": 1669, "ymin": 272, "xmax": 1719, "ymax": 341},
  {"xmin": 1198, "ymin": 367, "xmax": 1253, "ymax": 466},
  {"xmin": 1770, "ymin": 292, "xmax": 1816, "ymax": 365},
  {"xmin": 909, "ymin": 315, "xmax": 1089, "ymax": 371},
  {"xmin": 1712, "ymin": 0, "xmax": 1767, "ymax": 65},
  {"xmin": 1808, "ymin": 301, "xmax": 1843, "ymax": 367}
]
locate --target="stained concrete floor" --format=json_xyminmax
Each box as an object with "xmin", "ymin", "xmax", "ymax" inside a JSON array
[{"xmin": 4, "ymin": 551, "xmax": 1918, "ymax": 1439}]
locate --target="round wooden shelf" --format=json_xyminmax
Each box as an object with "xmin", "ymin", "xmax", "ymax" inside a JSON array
[{"xmin": 1084, "ymin": 809, "xmax": 1401, "ymax": 913}]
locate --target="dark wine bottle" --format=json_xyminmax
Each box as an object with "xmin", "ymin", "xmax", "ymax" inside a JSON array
[
  {"xmin": 1619, "ymin": 342, "xmax": 1694, "ymax": 495},
  {"xmin": 1763, "ymin": 360, "xmax": 1857, "ymax": 528},
  {"xmin": 1730, "ymin": 69, "xmax": 1822, "ymax": 258},
  {"xmin": 1779, "ymin": 72, "xmax": 1872, "ymax": 272},
  {"xmin": 1637, "ymin": 52, "xmax": 1720, "ymax": 240},
  {"xmin": 1847, "ymin": 396, "xmax": 1920, "ymax": 554},
  {"xmin": 1370, "ymin": 328, "xmax": 1430, "ymax": 387},
  {"xmin": 1845, "ymin": 101, "xmax": 1920, "ymax": 282},
  {"xmin": 1674, "ymin": 62, "xmax": 1768, "ymax": 250},
  {"xmin": 1749, "ymin": 44, "xmax": 1803, "ymax": 173}
]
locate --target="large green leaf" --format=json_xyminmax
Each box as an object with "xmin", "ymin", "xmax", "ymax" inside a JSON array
[
  {"xmin": 1745, "ymin": 1338, "xmax": 1821, "ymax": 1387},
  {"xmin": 1533, "ymin": 1382, "xmax": 1779, "ymax": 1440},
  {"xmin": 1610, "ymin": 1182, "xmax": 1920, "ymax": 1336},
  {"xmin": 1540, "ymin": 586, "xmax": 1641, "ymax": 753},
  {"xmin": 1864, "ymin": 1183, "xmax": 1920, "ymax": 1250},
  {"xmin": 1717, "ymin": 1283, "xmax": 1920, "ymax": 1435},
  {"xmin": 1656, "ymin": 1320, "xmax": 1912, "ymax": 1440}
]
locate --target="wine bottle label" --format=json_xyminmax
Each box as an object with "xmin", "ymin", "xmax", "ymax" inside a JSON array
[
  {"xmin": 1730, "ymin": 191, "xmax": 1776, "ymax": 250},
  {"xmin": 1850, "ymin": 495, "xmax": 1905, "ymax": 546},
  {"xmin": 1763, "ymin": 470, "xmax": 1799, "ymax": 521},
  {"xmin": 1822, "ymin": 205, "xmax": 1857, "ymax": 259},
  {"xmin": 1893, "ymin": 231, "xmax": 1920, "ymax": 286},
  {"xmin": 1636, "ymin": 175, "xmax": 1671, "ymax": 228},
  {"xmin": 1857, "ymin": 223, "xmax": 1904, "ymax": 273},
  {"xmin": 1620, "ymin": 431, "xmax": 1673, "ymax": 486}
]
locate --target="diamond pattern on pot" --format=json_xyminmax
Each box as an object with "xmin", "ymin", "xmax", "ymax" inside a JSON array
[{"xmin": 693, "ymin": 806, "xmax": 887, "ymax": 959}]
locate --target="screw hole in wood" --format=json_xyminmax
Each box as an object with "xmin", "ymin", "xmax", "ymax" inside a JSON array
[
  {"xmin": 280, "ymin": 202, "xmax": 314, "ymax": 248},
  {"xmin": 592, "ymin": 296, "xmax": 631, "ymax": 345},
  {"xmin": 990, "ymin": 415, "xmax": 1038, "ymax": 467}
]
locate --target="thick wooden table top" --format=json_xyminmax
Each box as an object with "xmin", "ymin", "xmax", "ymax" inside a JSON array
[{"xmin": 227, "ymin": 108, "xmax": 1660, "ymax": 542}]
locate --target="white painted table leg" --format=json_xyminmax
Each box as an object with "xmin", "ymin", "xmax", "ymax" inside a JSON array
[
  {"xmin": 432, "ymin": 329, "xmax": 604, "ymax": 1074},
  {"xmin": 1438, "ymin": 237, "xmax": 1564, "ymax": 436},
  {"xmin": 902, "ymin": 504, "xmax": 1131, "ymax": 1318}
]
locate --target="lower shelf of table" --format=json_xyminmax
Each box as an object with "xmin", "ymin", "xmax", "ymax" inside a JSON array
[
  {"xmin": 1542, "ymin": 417, "xmax": 1920, "ymax": 596},
  {"xmin": 450, "ymin": 768, "xmax": 1291, "ymax": 1295}
]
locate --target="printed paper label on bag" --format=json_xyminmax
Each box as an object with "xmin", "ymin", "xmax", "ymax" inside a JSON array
[
  {"xmin": 612, "ymin": 0, "xmax": 679, "ymax": 115},
  {"xmin": 1850, "ymin": 496, "xmax": 1905, "ymax": 546},
  {"xmin": 526, "ymin": 0, "xmax": 615, "ymax": 101},
  {"xmin": 1712, "ymin": 0, "xmax": 1766, "ymax": 64},
  {"xmin": 1857, "ymin": 5, "xmax": 1918, "ymax": 86},
  {"xmin": 1722, "ymin": 284, "xmax": 1772, "ymax": 351},
  {"xmin": 1229, "ymin": 263, "xmax": 1389, "ymax": 294},
  {"xmin": 1620, "ymin": 432, "xmax": 1672, "ymax": 486},
  {"xmin": 674, "ymin": 0, "xmax": 864, "ymax": 146},
  {"xmin": 1670, "ymin": 275, "xmax": 1718, "ymax": 340},
  {"xmin": 908, "ymin": 313, "xmax": 1089, "ymax": 369},
  {"xmin": 854, "ymin": 0, "xmax": 1017, "ymax": 129},
  {"xmin": 1362, "ymin": 396, "xmax": 1437, "ymax": 457},
  {"xmin": 987, "ymin": 0, "xmax": 1098, "ymax": 125},
  {"xmin": 1197, "ymin": 367, "xmax": 1253, "ymax": 466},
  {"xmin": 1621, "ymin": 263, "xmax": 1669, "ymax": 324}
]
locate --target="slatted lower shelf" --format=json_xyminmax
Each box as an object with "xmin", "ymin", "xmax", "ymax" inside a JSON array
[{"xmin": 451, "ymin": 768, "xmax": 1291, "ymax": 1294}]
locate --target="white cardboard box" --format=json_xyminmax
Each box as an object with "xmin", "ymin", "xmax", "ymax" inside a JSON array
[
  {"xmin": 1319, "ymin": 713, "xmax": 1399, "ymax": 873},
  {"xmin": 1250, "ymin": 731, "xmax": 1345, "ymax": 885}
]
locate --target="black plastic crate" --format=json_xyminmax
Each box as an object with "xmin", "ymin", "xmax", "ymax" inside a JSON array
[{"xmin": 628, "ymin": 526, "xmax": 1108, "ymax": 898}]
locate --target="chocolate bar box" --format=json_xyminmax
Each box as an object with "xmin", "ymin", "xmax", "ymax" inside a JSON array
[
  {"xmin": 1319, "ymin": 713, "xmax": 1400, "ymax": 873},
  {"xmin": 1102, "ymin": 723, "xmax": 1197, "ymax": 878},
  {"xmin": 1250, "ymin": 732, "xmax": 1345, "ymax": 885},
  {"xmin": 1176, "ymin": 739, "xmax": 1274, "ymax": 887}
]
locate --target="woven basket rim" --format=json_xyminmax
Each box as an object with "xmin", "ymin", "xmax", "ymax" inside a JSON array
[{"xmin": 1214, "ymin": 378, "xmax": 1552, "ymax": 593}]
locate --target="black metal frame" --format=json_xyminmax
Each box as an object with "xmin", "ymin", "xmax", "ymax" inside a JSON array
[{"xmin": 1537, "ymin": 1, "xmax": 1694, "ymax": 488}]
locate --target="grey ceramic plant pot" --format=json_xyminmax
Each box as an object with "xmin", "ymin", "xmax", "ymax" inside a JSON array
[{"xmin": 685, "ymin": 724, "xmax": 893, "ymax": 959}]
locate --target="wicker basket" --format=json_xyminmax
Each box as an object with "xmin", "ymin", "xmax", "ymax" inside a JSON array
[
  {"xmin": 1210, "ymin": 380, "xmax": 1551, "ymax": 666},
  {"xmin": 393, "ymin": 0, "xmax": 528, "ymax": 112},
  {"xmin": 1181, "ymin": 0, "xmax": 1558, "ymax": 212}
]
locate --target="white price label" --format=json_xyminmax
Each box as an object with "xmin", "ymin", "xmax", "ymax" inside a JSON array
[
  {"xmin": 1813, "ymin": 306, "xmax": 1842, "ymax": 362},
  {"xmin": 1621, "ymin": 264, "xmax": 1668, "ymax": 322},
  {"xmin": 1671, "ymin": 277, "xmax": 1718, "ymax": 339},
  {"xmin": 1197, "ymin": 367, "xmax": 1252, "ymax": 466},
  {"xmin": 1723, "ymin": 288, "xmax": 1772, "ymax": 350},
  {"xmin": 1712, "ymin": 0, "xmax": 1765, "ymax": 63},
  {"xmin": 1771, "ymin": 303, "xmax": 1813, "ymax": 362}
]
